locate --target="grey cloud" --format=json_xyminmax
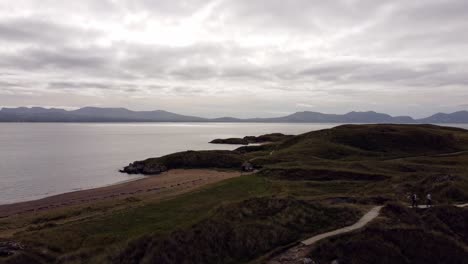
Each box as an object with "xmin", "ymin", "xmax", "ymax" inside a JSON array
[
  {"xmin": 299, "ymin": 61, "xmax": 367, "ymax": 81},
  {"xmin": 170, "ymin": 66, "xmax": 218, "ymax": 80},
  {"xmin": 144, "ymin": 85, "xmax": 166, "ymax": 91},
  {"xmin": 345, "ymin": 63, "xmax": 444, "ymax": 84},
  {"xmin": 48, "ymin": 81, "xmax": 114, "ymax": 90},
  {"xmin": 123, "ymin": 0, "xmax": 211, "ymax": 16},
  {"xmin": 0, "ymin": 17, "xmax": 100, "ymax": 44},
  {"xmin": 120, "ymin": 42, "xmax": 255, "ymax": 78},
  {"xmin": 384, "ymin": 28, "xmax": 468, "ymax": 55},
  {"xmin": 0, "ymin": 41, "xmax": 255, "ymax": 82},
  {"xmin": 0, "ymin": 79, "xmax": 40, "ymax": 91},
  {"xmin": 125, "ymin": 88, "xmax": 139, "ymax": 93},
  {"xmin": 171, "ymin": 86, "xmax": 204, "ymax": 95},
  {"xmin": 400, "ymin": 0, "xmax": 468, "ymax": 24},
  {"xmin": 0, "ymin": 81, "xmax": 22, "ymax": 88},
  {"xmin": 0, "ymin": 47, "xmax": 109, "ymax": 70},
  {"xmin": 47, "ymin": 81, "xmax": 152, "ymax": 93},
  {"xmin": 212, "ymin": 0, "xmax": 386, "ymax": 32},
  {"xmin": 298, "ymin": 60, "xmax": 468, "ymax": 87},
  {"xmin": 121, "ymin": 44, "xmax": 210, "ymax": 77},
  {"xmin": 336, "ymin": 1, "xmax": 468, "ymax": 57},
  {"xmin": 0, "ymin": 45, "xmax": 138, "ymax": 81}
]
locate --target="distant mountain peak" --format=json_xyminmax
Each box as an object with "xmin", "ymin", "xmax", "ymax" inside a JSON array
[{"xmin": 419, "ymin": 110, "xmax": 468, "ymax": 123}]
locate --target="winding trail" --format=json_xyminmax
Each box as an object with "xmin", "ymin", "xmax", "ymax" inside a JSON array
[
  {"xmin": 301, "ymin": 206, "xmax": 383, "ymax": 246},
  {"xmin": 267, "ymin": 206, "xmax": 383, "ymax": 264},
  {"xmin": 411, "ymin": 203, "xmax": 468, "ymax": 209},
  {"xmin": 268, "ymin": 203, "xmax": 467, "ymax": 263},
  {"xmin": 384, "ymin": 150, "xmax": 468, "ymax": 161}
]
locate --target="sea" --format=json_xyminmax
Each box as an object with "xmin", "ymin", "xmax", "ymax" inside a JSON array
[{"xmin": 1, "ymin": 123, "xmax": 467, "ymax": 204}]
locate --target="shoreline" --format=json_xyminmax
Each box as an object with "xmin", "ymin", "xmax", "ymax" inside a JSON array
[
  {"xmin": 0, "ymin": 169, "xmax": 244, "ymax": 218},
  {"xmin": 0, "ymin": 174, "xmax": 148, "ymax": 206}
]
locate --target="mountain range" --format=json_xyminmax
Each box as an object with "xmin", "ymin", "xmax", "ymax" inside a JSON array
[{"xmin": 1, "ymin": 107, "xmax": 468, "ymax": 123}]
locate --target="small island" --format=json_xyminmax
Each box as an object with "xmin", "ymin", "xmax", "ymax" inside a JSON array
[{"xmin": 209, "ymin": 133, "xmax": 293, "ymax": 145}]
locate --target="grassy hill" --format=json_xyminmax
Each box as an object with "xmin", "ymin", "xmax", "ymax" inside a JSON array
[
  {"xmin": 309, "ymin": 203, "xmax": 468, "ymax": 264},
  {"xmin": 2, "ymin": 124, "xmax": 468, "ymax": 263}
]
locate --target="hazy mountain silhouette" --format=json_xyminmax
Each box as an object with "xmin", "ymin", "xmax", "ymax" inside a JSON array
[
  {"xmin": 418, "ymin": 111, "xmax": 468, "ymax": 123},
  {"xmin": 0, "ymin": 107, "xmax": 206, "ymax": 122},
  {"xmin": 254, "ymin": 111, "xmax": 415, "ymax": 123},
  {"xmin": 1, "ymin": 107, "xmax": 468, "ymax": 123}
]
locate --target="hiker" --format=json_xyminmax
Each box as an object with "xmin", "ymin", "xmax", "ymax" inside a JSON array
[
  {"xmin": 411, "ymin": 193, "xmax": 418, "ymax": 208},
  {"xmin": 426, "ymin": 193, "xmax": 432, "ymax": 208}
]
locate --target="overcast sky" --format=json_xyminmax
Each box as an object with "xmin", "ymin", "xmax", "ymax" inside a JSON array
[{"xmin": 1, "ymin": 0, "xmax": 467, "ymax": 118}]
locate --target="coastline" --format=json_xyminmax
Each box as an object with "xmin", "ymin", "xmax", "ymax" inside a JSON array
[
  {"xmin": 0, "ymin": 169, "xmax": 244, "ymax": 218},
  {"xmin": 0, "ymin": 174, "xmax": 148, "ymax": 206}
]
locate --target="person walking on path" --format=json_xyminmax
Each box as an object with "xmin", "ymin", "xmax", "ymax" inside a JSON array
[
  {"xmin": 411, "ymin": 193, "xmax": 418, "ymax": 208},
  {"xmin": 426, "ymin": 193, "xmax": 432, "ymax": 208}
]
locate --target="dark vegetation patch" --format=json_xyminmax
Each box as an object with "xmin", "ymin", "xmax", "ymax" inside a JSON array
[
  {"xmin": 271, "ymin": 124, "xmax": 468, "ymax": 161},
  {"xmin": 309, "ymin": 204, "xmax": 468, "ymax": 264},
  {"xmin": 250, "ymin": 133, "xmax": 294, "ymax": 143},
  {"xmin": 0, "ymin": 241, "xmax": 53, "ymax": 264},
  {"xmin": 323, "ymin": 196, "xmax": 391, "ymax": 205},
  {"xmin": 259, "ymin": 167, "xmax": 389, "ymax": 181},
  {"xmin": 210, "ymin": 133, "xmax": 293, "ymax": 145},
  {"xmin": 113, "ymin": 197, "xmax": 359, "ymax": 264},
  {"xmin": 1, "ymin": 252, "xmax": 52, "ymax": 264},
  {"xmin": 121, "ymin": 150, "xmax": 244, "ymax": 175},
  {"xmin": 149, "ymin": 150, "xmax": 244, "ymax": 169},
  {"xmin": 210, "ymin": 137, "xmax": 250, "ymax": 145},
  {"xmin": 235, "ymin": 144, "xmax": 275, "ymax": 154},
  {"xmin": 393, "ymin": 169, "xmax": 468, "ymax": 204},
  {"xmin": 328, "ymin": 124, "xmax": 459, "ymax": 154}
]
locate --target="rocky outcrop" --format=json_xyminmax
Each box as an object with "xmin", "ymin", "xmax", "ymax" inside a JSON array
[
  {"xmin": 210, "ymin": 138, "xmax": 250, "ymax": 145},
  {"xmin": 120, "ymin": 161, "xmax": 167, "ymax": 175},
  {"xmin": 210, "ymin": 133, "xmax": 293, "ymax": 145},
  {"xmin": 0, "ymin": 241, "xmax": 24, "ymax": 257},
  {"xmin": 120, "ymin": 150, "xmax": 245, "ymax": 175},
  {"xmin": 241, "ymin": 162, "xmax": 254, "ymax": 172}
]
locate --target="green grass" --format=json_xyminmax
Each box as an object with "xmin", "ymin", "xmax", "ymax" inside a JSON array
[
  {"xmin": 112, "ymin": 198, "xmax": 360, "ymax": 264},
  {"xmin": 5, "ymin": 174, "xmax": 365, "ymax": 264},
  {"xmin": 15, "ymin": 175, "xmax": 271, "ymax": 255}
]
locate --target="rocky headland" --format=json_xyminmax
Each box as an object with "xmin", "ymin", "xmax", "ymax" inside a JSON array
[{"xmin": 209, "ymin": 133, "xmax": 293, "ymax": 145}]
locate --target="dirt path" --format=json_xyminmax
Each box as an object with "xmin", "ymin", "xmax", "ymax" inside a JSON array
[
  {"xmin": 301, "ymin": 206, "xmax": 383, "ymax": 246},
  {"xmin": 267, "ymin": 206, "xmax": 383, "ymax": 264},
  {"xmin": 410, "ymin": 203, "xmax": 468, "ymax": 209},
  {"xmin": 0, "ymin": 169, "xmax": 244, "ymax": 218},
  {"xmin": 267, "ymin": 202, "xmax": 467, "ymax": 263},
  {"xmin": 385, "ymin": 150, "xmax": 468, "ymax": 161}
]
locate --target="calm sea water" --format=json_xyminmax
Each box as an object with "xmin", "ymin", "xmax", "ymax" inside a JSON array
[{"xmin": 0, "ymin": 123, "xmax": 341, "ymax": 204}]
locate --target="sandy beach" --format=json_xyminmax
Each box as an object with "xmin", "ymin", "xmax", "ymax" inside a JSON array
[{"xmin": 0, "ymin": 169, "xmax": 244, "ymax": 218}]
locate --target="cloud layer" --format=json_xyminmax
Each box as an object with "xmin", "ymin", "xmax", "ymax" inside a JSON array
[{"xmin": 0, "ymin": 0, "xmax": 467, "ymax": 117}]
